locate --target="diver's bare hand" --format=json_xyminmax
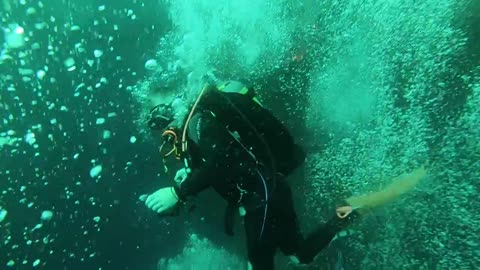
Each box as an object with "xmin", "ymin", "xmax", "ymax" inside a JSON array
[{"xmin": 144, "ymin": 187, "xmax": 179, "ymax": 214}]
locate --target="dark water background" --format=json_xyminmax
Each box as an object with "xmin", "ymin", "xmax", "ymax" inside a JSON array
[{"xmin": 0, "ymin": 1, "xmax": 185, "ymax": 269}]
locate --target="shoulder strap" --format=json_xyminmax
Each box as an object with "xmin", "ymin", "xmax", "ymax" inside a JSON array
[{"xmin": 187, "ymin": 113, "xmax": 203, "ymax": 145}]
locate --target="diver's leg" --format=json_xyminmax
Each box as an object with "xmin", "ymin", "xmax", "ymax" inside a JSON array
[
  {"xmin": 244, "ymin": 207, "xmax": 276, "ymax": 270},
  {"xmin": 293, "ymin": 210, "xmax": 360, "ymax": 264},
  {"xmin": 280, "ymin": 166, "xmax": 427, "ymax": 264},
  {"xmin": 275, "ymin": 182, "xmax": 359, "ymax": 265},
  {"xmin": 273, "ymin": 178, "xmax": 304, "ymax": 259}
]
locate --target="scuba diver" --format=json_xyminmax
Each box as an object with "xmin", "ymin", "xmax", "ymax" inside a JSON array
[{"xmin": 142, "ymin": 74, "xmax": 427, "ymax": 270}]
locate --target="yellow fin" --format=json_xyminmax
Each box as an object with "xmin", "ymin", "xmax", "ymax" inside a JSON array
[{"xmin": 346, "ymin": 166, "xmax": 427, "ymax": 210}]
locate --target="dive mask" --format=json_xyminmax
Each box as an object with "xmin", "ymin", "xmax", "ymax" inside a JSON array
[{"xmin": 147, "ymin": 103, "xmax": 174, "ymax": 131}]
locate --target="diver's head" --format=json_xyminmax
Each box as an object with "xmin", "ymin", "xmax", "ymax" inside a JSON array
[
  {"xmin": 146, "ymin": 91, "xmax": 188, "ymax": 146},
  {"xmin": 146, "ymin": 95, "xmax": 188, "ymax": 131},
  {"xmin": 145, "ymin": 66, "xmax": 189, "ymax": 131},
  {"xmin": 147, "ymin": 102, "xmax": 175, "ymax": 131},
  {"xmin": 146, "ymin": 92, "xmax": 189, "ymax": 160}
]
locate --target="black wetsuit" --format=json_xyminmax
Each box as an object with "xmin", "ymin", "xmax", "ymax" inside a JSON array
[{"xmin": 173, "ymin": 111, "xmax": 357, "ymax": 270}]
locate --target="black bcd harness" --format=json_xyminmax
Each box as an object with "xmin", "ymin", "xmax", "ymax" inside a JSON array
[{"xmin": 162, "ymin": 81, "xmax": 306, "ymax": 237}]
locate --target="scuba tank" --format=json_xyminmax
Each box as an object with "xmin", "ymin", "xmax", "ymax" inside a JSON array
[{"xmin": 197, "ymin": 80, "xmax": 306, "ymax": 177}]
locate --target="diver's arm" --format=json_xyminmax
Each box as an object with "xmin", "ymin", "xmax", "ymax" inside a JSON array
[
  {"xmin": 172, "ymin": 154, "xmax": 225, "ymax": 201},
  {"xmin": 145, "ymin": 114, "xmax": 231, "ymax": 213},
  {"xmin": 173, "ymin": 113, "xmax": 232, "ymax": 201}
]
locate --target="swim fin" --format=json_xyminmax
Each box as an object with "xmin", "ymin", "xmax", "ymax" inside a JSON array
[{"xmin": 345, "ymin": 166, "xmax": 427, "ymax": 213}]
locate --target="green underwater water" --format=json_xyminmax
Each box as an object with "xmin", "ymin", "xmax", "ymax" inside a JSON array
[{"xmin": 1, "ymin": 0, "xmax": 479, "ymax": 269}]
